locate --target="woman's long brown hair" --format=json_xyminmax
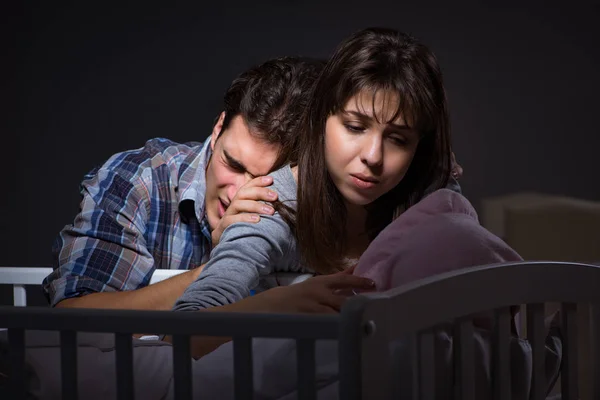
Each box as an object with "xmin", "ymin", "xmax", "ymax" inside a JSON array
[{"xmin": 293, "ymin": 27, "xmax": 453, "ymax": 274}]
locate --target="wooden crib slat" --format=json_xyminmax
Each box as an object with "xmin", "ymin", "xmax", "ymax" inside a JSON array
[
  {"xmin": 492, "ymin": 307, "xmax": 511, "ymax": 400},
  {"xmin": 561, "ymin": 303, "xmax": 578, "ymax": 400},
  {"xmin": 8, "ymin": 328, "xmax": 26, "ymax": 400},
  {"xmin": 454, "ymin": 319, "xmax": 475, "ymax": 400},
  {"xmin": 233, "ymin": 337, "xmax": 253, "ymax": 400},
  {"xmin": 296, "ymin": 339, "xmax": 316, "ymax": 400},
  {"xmin": 390, "ymin": 334, "xmax": 419, "ymax": 400},
  {"xmin": 591, "ymin": 303, "xmax": 600, "ymax": 400},
  {"xmin": 172, "ymin": 334, "xmax": 192, "ymax": 400},
  {"xmin": 60, "ymin": 330, "xmax": 78, "ymax": 400},
  {"xmin": 418, "ymin": 330, "xmax": 435, "ymax": 400},
  {"xmin": 526, "ymin": 303, "xmax": 545, "ymax": 400},
  {"xmin": 13, "ymin": 285, "xmax": 27, "ymax": 307},
  {"xmin": 115, "ymin": 332, "xmax": 134, "ymax": 400},
  {"xmin": 408, "ymin": 335, "xmax": 419, "ymax": 400}
]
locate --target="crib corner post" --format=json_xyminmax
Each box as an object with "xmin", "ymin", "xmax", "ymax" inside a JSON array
[
  {"xmin": 13, "ymin": 285, "xmax": 27, "ymax": 307},
  {"xmin": 339, "ymin": 294, "xmax": 391, "ymax": 400},
  {"xmin": 338, "ymin": 295, "xmax": 369, "ymax": 400}
]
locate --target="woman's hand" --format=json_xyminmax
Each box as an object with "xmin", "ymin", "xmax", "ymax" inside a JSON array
[
  {"xmin": 211, "ymin": 176, "xmax": 279, "ymax": 247},
  {"xmin": 184, "ymin": 268, "xmax": 375, "ymax": 359},
  {"xmin": 245, "ymin": 268, "xmax": 376, "ymax": 314}
]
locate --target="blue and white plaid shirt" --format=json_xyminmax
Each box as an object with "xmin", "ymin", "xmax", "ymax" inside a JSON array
[{"xmin": 43, "ymin": 137, "xmax": 214, "ymax": 306}]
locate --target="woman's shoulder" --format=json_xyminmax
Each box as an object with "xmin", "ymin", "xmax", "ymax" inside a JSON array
[{"xmin": 268, "ymin": 164, "xmax": 297, "ymax": 203}]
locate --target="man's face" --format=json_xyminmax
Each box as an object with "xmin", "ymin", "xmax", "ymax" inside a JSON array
[{"xmin": 204, "ymin": 113, "xmax": 280, "ymax": 231}]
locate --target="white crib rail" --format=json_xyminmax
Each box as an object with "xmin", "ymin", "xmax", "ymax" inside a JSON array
[{"xmin": 0, "ymin": 267, "xmax": 185, "ymax": 306}]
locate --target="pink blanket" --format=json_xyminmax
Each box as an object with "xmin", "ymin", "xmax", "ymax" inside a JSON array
[{"xmin": 355, "ymin": 189, "xmax": 523, "ymax": 290}]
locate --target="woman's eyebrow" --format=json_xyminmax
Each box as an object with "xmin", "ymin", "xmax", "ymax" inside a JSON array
[{"xmin": 343, "ymin": 110, "xmax": 411, "ymax": 130}]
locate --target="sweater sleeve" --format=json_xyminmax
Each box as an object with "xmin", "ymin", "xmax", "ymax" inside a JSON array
[{"xmin": 172, "ymin": 212, "xmax": 295, "ymax": 311}]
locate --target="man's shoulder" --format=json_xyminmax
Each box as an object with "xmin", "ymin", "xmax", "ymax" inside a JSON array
[
  {"xmin": 138, "ymin": 137, "xmax": 201, "ymax": 153},
  {"xmin": 114, "ymin": 137, "xmax": 204, "ymax": 168},
  {"xmin": 86, "ymin": 137, "xmax": 207, "ymax": 183}
]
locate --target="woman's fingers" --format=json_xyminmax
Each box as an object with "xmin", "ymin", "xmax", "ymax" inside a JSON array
[
  {"xmin": 226, "ymin": 199, "xmax": 274, "ymax": 216},
  {"xmin": 321, "ymin": 274, "xmax": 376, "ymax": 290},
  {"xmin": 234, "ymin": 176, "xmax": 278, "ymax": 202}
]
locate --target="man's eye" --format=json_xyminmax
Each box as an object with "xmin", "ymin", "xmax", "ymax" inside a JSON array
[
  {"xmin": 222, "ymin": 157, "xmax": 245, "ymax": 173},
  {"xmin": 229, "ymin": 163, "xmax": 245, "ymax": 173}
]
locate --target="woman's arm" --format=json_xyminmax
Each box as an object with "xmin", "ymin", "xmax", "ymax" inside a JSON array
[
  {"xmin": 166, "ymin": 270, "xmax": 376, "ymax": 358},
  {"xmin": 172, "ymin": 210, "xmax": 299, "ymax": 311}
]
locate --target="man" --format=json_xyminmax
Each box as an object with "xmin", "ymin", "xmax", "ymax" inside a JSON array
[{"xmin": 42, "ymin": 56, "xmax": 375, "ymax": 312}]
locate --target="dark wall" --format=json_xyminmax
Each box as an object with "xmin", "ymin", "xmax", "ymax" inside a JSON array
[{"xmin": 5, "ymin": 2, "xmax": 599, "ymax": 274}]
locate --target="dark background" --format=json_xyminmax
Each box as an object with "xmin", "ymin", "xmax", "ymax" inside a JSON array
[{"xmin": 3, "ymin": 2, "xmax": 599, "ymax": 305}]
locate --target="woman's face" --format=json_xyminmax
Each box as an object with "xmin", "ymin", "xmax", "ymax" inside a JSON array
[{"xmin": 324, "ymin": 89, "xmax": 420, "ymax": 207}]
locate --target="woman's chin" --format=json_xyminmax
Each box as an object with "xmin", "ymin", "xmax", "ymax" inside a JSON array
[{"xmin": 340, "ymin": 190, "xmax": 376, "ymax": 208}]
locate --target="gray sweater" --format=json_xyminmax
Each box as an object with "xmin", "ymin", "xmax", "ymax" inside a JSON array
[{"xmin": 173, "ymin": 165, "xmax": 308, "ymax": 311}]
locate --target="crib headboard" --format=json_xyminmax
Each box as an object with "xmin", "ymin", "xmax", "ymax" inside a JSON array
[
  {"xmin": 0, "ymin": 267, "xmax": 312, "ymax": 306},
  {"xmin": 1, "ymin": 261, "xmax": 599, "ymax": 400},
  {"xmin": 0, "ymin": 267, "xmax": 186, "ymax": 306}
]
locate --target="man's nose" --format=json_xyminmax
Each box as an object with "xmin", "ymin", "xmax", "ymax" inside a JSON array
[{"xmin": 227, "ymin": 174, "xmax": 251, "ymax": 200}]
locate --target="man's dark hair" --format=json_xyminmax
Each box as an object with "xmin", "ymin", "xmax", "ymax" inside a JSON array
[{"xmin": 219, "ymin": 56, "xmax": 325, "ymax": 170}]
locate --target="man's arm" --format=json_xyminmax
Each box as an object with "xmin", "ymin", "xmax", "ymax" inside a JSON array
[
  {"xmin": 50, "ymin": 157, "xmax": 278, "ymax": 311},
  {"xmin": 43, "ymin": 142, "xmax": 199, "ymax": 310},
  {"xmin": 55, "ymin": 265, "xmax": 204, "ymax": 310}
]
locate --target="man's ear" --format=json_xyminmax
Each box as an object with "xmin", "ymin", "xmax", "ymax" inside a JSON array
[{"xmin": 210, "ymin": 112, "xmax": 226, "ymax": 151}]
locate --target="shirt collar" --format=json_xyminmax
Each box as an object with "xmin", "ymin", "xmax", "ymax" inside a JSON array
[{"xmin": 177, "ymin": 136, "xmax": 213, "ymax": 223}]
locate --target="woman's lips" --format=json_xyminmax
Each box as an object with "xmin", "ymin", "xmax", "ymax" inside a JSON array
[{"xmin": 350, "ymin": 174, "xmax": 378, "ymax": 189}]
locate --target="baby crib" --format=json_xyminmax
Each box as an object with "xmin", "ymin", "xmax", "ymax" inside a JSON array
[{"xmin": 1, "ymin": 261, "xmax": 599, "ymax": 400}]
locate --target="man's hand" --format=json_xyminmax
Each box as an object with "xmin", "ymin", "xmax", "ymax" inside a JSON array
[
  {"xmin": 211, "ymin": 176, "xmax": 279, "ymax": 247},
  {"xmin": 244, "ymin": 268, "xmax": 376, "ymax": 314},
  {"xmin": 451, "ymin": 152, "xmax": 463, "ymax": 180}
]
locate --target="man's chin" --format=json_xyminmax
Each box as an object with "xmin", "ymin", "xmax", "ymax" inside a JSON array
[{"xmin": 205, "ymin": 212, "xmax": 218, "ymax": 232}]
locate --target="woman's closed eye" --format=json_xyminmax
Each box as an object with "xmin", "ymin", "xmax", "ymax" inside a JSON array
[
  {"xmin": 344, "ymin": 123, "xmax": 366, "ymax": 133},
  {"xmin": 388, "ymin": 134, "xmax": 408, "ymax": 146}
]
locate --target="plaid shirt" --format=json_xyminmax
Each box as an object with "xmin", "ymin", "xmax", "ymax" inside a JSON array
[{"xmin": 43, "ymin": 137, "xmax": 214, "ymax": 306}]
